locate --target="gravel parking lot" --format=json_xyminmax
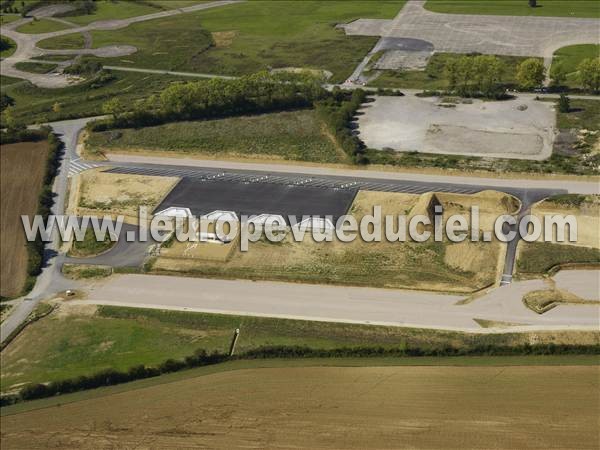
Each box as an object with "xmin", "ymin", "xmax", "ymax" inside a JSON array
[{"xmin": 358, "ymin": 96, "xmax": 556, "ymax": 160}]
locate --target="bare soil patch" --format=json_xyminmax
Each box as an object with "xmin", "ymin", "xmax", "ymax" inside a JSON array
[{"xmin": 0, "ymin": 141, "xmax": 49, "ymax": 298}]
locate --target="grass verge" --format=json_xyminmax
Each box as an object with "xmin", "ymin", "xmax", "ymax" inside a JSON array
[
  {"xmin": 517, "ymin": 242, "xmax": 600, "ymax": 275},
  {"xmin": 424, "ymin": 1, "xmax": 600, "ymax": 18},
  {"xmin": 2, "ymin": 303, "xmax": 599, "ymax": 393}
]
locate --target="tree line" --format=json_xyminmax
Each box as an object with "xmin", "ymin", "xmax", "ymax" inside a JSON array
[
  {"xmin": 443, "ymin": 53, "xmax": 600, "ymax": 95},
  {"xmin": 94, "ymin": 71, "xmax": 327, "ymax": 131},
  {"xmin": 2, "ymin": 342, "xmax": 598, "ymax": 406}
]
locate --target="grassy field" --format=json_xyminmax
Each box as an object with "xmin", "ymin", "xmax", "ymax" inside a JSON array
[
  {"xmin": 1, "ymin": 71, "xmax": 192, "ymax": 125},
  {"xmin": 424, "ymin": 0, "xmax": 600, "ymax": 18},
  {"xmin": 0, "ymin": 141, "xmax": 49, "ymax": 298},
  {"xmin": 68, "ymin": 227, "xmax": 116, "ymax": 258},
  {"xmin": 51, "ymin": 0, "xmax": 405, "ymax": 83},
  {"xmin": 37, "ymin": 32, "xmax": 86, "ymax": 50},
  {"xmin": 0, "ymin": 14, "xmax": 21, "ymax": 25},
  {"xmin": 15, "ymin": 18, "xmax": 73, "ymax": 34},
  {"xmin": 86, "ymin": 110, "xmax": 344, "ymax": 163},
  {"xmin": 556, "ymin": 98, "xmax": 600, "ymax": 130},
  {"xmin": 552, "ymin": 44, "xmax": 600, "ymax": 89},
  {"xmin": 155, "ymin": 191, "xmax": 511, "ymax": 293},
  {"xmin": 0, "ymin": 36, "xmax": 16, "ymax": 58},
  {"xmin": 523, "ymin": 288, "xmax": 597, "ymax": 314},
  {"xmin": 2, "ymin": 362, "xmax": 599, "ymax": 448},
  {"xmin": 2, "ymin": 302, "xmax": 598, "ymax": 392},
  {"xmin": 13, "ymin": 61, "xmax": 58, "ymax": 74},
  {"xmin": 369, "ymin": 53, "xmax": 534, "ymax": 90},
  {"xmin": 517, "ymin": 242, "xmax": 600, "ymax": 274}
]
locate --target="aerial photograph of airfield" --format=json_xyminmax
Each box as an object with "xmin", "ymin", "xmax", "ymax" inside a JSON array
[{"xmin": 1, "ymin": 0, "xmax": 599, "ymax": 448}]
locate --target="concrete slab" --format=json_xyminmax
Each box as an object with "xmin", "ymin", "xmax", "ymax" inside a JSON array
[{"xmin": 357, "ymin": 95, "xmax": 556, "ymax": 160}]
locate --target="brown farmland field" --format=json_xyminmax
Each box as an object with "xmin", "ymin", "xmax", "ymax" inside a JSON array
[
  {"xmin": 0, "ymin": 141, "xmax": 49, "ymax": 298},
  {"xmin": 1, "ymin": 365, "xmax": 598, "ymax": 449}
]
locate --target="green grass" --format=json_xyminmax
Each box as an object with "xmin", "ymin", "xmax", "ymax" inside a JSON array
[
  {"xmin": 1, "ymin": 71, "xmax": 191, "ymax": 124},
  {"xmin": 2, "ymin": 304, "xmax": 597, "ymax": 392},
  {"xmin": 517, "ymin": 242, "xmax": 600, "ymax": 274},
  {"xmin": 37, "ymin": 33, "xmax": 85, "ymax": 50},
  {"xmin": 68, "ymin": 227, "xmax": 116, "ymax": 257},
  {"xmin": 56, "ymin": 0, "xmax": 404, "ymax": 83},
  {"xmin": 556, "ymin": 99, "xmax": 600, "ymax": 130},
  {"xmin": 424, "ymin": 1, "xmax": 600, "ymax": 18},
  {"xmin": 13, "ymin": 61, "xmax": 58, "ymax": 74},
  {"xmin": 86, "ymin": 110, "xmax": 343, "ymax": 163},
  {"xmin": 60, "ymin": 0, "xmax": 205, "ymax": 26},
  {"xmin": 0, "ymin": 75, "xmax": 23, "ymax": 88},
  {"xmin": 552, "ymin": 45, "xmax": 600, "ymax": 89},
  {"xmin": 30, "ymin": 54, "xmax": 74, "ymax": 62},
  {"xmin": 15, "ymin": 18, "xmax": 74, "ymax": 34},
  {"xmin": 369, "ymin": 53, "xmax": 535, "ymax": 90},
  {"xmin": 0, "ymin": 14, "xmax": 21, "ymax": 25},
  {"xmin": 0, "ymin": 36, "xmax": 16, "ymax": 58}
]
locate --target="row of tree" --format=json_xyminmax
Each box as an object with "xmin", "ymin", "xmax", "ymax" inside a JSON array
[
  {"xmin": 444, "ymin": 54, "xmax": 600, "ymax": 95},
  {"xmin": 3, "ymin": 342, "xmax": 597, "ymax": 405},
  {"xmin": 445, "ymin": 55, "xmax": 505, "ymax": 97},
  {"xmin": 98, "ymin": 71, "xmax": 327, "ymax": 130}
]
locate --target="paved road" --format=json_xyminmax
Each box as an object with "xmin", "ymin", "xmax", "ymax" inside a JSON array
[
  {"xmin": 78, "ymin": 272, "xmax": 600, "ymax": 332},
  {"xmin": 1, "ymin": 114, "xmax": 597, "ymax": 343},
  {"xmin": 342, "ymin": 0, "xmax": 600, "ymax": 60}
]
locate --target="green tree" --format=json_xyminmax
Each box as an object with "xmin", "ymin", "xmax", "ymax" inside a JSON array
[
  {"xmin": 444, "ymin": 59, "xmax": 460, "ymax": 91},
  {"xmin": 102, "ymin": 98, "xmax": 124, "ymax": 120},
  {"xmin": 516, "ymin": 58, "xmax": 546, "ymax": 90},
  {"xmin": 558, "ymin": 94, "xmax": 570, "ymax": 113},
  {"xmin": 473, "ymin": 55, "xmax": 503, "ymax": 97},
  {"xmin": 550, "ymin": 63, "xmax": 568, "ymax": 87},
  {"xmin": 577, "ymin": 58, "xmax": 600, "ymax": 92}
]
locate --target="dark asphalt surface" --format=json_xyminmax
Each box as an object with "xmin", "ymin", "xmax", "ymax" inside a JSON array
[{"xmin": 155, "ymin": 178, "xmax": 358, "ymax": 224}]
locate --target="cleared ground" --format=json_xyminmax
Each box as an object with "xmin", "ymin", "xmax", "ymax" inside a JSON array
[
  {"xmin": 76, "ymin": 169, "xmax": 178, "ymax": 223},
  {"xmin": 358, "ymin": 96, "xmax": 555, "ymax": 160},
  {"xmin": 156, "ymin": 190, "xmax": 509, "ymax": 292},
  {"xmin": 2, "ymin": 364, "xmax": 599, "ymax": 449},
  {"xmin": 86, "ymin": 110, "xmax": 344, "ymax": 163},
  {"xmin": 530, "ymin": 195, "xmax": 600, "ymax": 248},
  {"xmin": 0, "ymin": 141, "xmax": 49, "ymax": 298}
]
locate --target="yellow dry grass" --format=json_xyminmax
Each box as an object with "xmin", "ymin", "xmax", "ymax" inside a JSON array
[
  {"xmin": 211, "ymin": 30, "xmax": 237, "ymax": 48},
  {"xmin": 76, "ymin": 169, "xmax": 178, "ymax": 223},
  {"xmin": 153, "ymin": 191, "xmax": 506, "ymax": 292},
  {"xmin": 531, "ymin": 197, "xmax": 600, "ymax": 249},
  {"xmin": 1, "ymin": 365, "xmax": 598, "ymax": 449},
  {"xmin": 0, "ymin": 141, "xmax": 49, "ymax": 297}
]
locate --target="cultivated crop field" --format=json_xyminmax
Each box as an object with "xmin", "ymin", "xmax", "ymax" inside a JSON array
[
  {"xmin": 2, "ymin": 364, "xmax": 598, "ymax": 448},
  {"xmin": 86, "ymin": 110, "xmax": 345, "ymax": 163},
  {"xmin": 0, "ymin": 141, "xmax": 49, "ymax": 298}
]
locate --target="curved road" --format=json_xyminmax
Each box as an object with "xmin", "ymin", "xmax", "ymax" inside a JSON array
[{"xmin": 0, "ymin": 0, "xmax": 243, "ymax": 87}]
